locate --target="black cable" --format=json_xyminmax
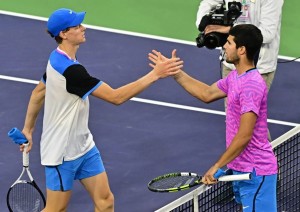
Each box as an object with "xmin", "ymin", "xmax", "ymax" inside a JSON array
[
  {"xmin": 278, "ymin": 56, "xmax": 300, "ymax": 63},
  {"xmin": 219, "ymin": 51, "xmax": 225, "ymax": 79},
  {"xmin": 219, "ymin": 60, "xmax": 223, "ymax": 79}
]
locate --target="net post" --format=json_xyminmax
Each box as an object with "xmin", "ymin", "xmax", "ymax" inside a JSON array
[{"xmin": 193, "ymin": 191, "xmax": 199, "ymax": 212}]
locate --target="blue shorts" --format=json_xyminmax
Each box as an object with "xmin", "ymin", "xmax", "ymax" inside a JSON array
[
  {"xmin": 45, "ymin": 146, "xmax": 105, "ymax": 191},
  {"xmin": 232, "ymin": 169, "xmax": 277, "ymax": 212}
]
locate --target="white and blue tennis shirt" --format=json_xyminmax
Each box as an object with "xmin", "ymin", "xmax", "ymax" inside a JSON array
[{"xmin": 40, "ymin": 48, "xmax": 102, "ymax": 166}]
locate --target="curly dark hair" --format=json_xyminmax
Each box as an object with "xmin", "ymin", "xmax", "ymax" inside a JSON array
[{"xmin": 229, "ymin": 24, "xmax": 263, "ymax": 61}]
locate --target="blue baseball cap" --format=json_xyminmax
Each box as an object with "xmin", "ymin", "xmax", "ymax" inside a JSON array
[{"xmin": 47, "ymin": 8, "xmax": 86, "ymax": 37}]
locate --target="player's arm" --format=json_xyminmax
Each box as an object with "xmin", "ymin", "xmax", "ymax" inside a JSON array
[
  {"xmin": 22, "ymin": 81, "xmax": 46, "ymax": 152},
  {"xmin": 215, "ymin": 112, "xmax": 257, "ymax": 167},
  {"xmin": 148, "ymin": 49, "xmax": 226, "ymax": 103},
  {"xmin": 92, "ymin": 75, "xmax": 156, "ymax": 105},
  {"xmin": 202, "ymin": 112, "xmax": 257, "ymax": 184},
  {"xmin": 174, "ymin": 71, "xmax": 225, "ymax": 103},
  {"xmin": 92, "ymin": 56, "xmax": 183, "ymax": 105}
]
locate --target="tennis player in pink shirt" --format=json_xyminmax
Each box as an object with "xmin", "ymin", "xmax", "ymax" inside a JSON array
[{"xmin": 149, "ymin": 24, "xmax": 278, "ymax": 211}]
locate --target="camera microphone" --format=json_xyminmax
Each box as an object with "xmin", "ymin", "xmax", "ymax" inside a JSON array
[{"xmin": 198, "ymin": 15, "xmax": 210, "ymax": 32}]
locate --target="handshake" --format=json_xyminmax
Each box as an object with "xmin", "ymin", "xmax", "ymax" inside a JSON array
[{"xmin": 148, "ymin": 49, "xmax": 183, "ymax": 80}]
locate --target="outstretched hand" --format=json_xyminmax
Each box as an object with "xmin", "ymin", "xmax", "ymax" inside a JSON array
[
  {"xmin": 148, "ymin": 49, "xmax": 178, "ymax": 66},
  {"xmin": 148, "ymin": 49, "xmax": 182, "ymax": 79}
]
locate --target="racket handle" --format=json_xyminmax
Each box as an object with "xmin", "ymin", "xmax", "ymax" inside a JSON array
[
  {"xmin": 214, "ymin": 169, "xmax": 226, "ymax": 179},
  {"xmin": 23, "ymin": 143, "xmax": 29, "ymax": 167},
  {"xmin": 218, "ymin": 173, "xmax": 251, "ymax": 181}
]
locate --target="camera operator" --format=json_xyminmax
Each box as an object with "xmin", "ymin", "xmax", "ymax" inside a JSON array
[{"xmin": 196, "ymin": 0, "xmax": 283, "ymax": 142}]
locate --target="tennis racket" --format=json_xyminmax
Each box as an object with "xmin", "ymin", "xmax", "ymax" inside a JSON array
[
  {"xmin": 148, "ymin": 169, "xmax": 251, "ymax": 192},
  {"xmin": 7, "ymin": 128, "xmax": 46, "ymax": 212}
]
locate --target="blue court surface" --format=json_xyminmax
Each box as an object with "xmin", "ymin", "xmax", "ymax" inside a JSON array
[{"xmin": 0, "ymin": 14, "xmax": 299, "ymax": 212}]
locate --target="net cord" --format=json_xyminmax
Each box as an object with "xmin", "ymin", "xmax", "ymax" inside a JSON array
[{"xmin": 271, "ymin": 125, "xmax": 300, "ymax": 149}]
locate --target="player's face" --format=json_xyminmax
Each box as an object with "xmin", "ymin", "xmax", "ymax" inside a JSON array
[
  {"xmin": 64, "ymin": 24, "xmax": 86, "ymax": 45},
  {"xmin": 223, "ymin": 35, "xmax": 239, "ymax": 64}
]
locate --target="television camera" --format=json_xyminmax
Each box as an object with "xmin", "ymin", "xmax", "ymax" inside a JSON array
[{"xmin": 196, "ymin": 1, "xmax": 242, "ymax": 49}]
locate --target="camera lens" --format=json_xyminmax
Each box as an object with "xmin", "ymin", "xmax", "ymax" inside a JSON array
[
  {"xmin": 204, "ymin": 33, "xmax": 227, "ymax": 49},
  {"xmin": 204, "ymin": 33, "xmax": 220, "ymax": 49}
]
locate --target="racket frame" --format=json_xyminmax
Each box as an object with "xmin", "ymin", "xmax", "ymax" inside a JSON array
[
  {"xmin": 148, "ymin": 172, "xmax": 251, "ymax": 193},
  {"xmin": 148, "ymin": 172, "xmax": 202, "ymax": 192},
  {"xmin": 6, "ymin": 143, "xmax": 46, "ymax": 211}
]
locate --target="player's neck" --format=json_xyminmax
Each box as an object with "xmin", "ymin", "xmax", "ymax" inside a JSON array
[
  {"xmin": 235, "ymin": 61, "xmax": 255, "ymax": 75},
  {"xmin": 58, "ymin": 44, "xmax": 79, "ymax": 60}
]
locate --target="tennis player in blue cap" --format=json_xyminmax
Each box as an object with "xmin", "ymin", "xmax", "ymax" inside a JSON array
[{"xmin": 20, "ymin": 8, "xmax": 183, "ymax": 212}]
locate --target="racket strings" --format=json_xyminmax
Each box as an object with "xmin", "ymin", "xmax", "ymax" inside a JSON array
[
  {"xmin": 151, "ymin": 175, "xmax": 200, "ymax": 189},
  {"xmin": 8, "ymin": 183, "xmax": 44, "ymax": 212}
]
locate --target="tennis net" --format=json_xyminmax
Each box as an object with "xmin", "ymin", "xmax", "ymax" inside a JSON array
[{"xmin": 155, "ymin": 125, "xmax": 300, "ymax": 212}]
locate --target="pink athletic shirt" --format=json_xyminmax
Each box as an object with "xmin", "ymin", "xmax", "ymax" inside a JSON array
[{"xmin": 217, "ymin": 69, "xmax": 277, "ymax": 175}]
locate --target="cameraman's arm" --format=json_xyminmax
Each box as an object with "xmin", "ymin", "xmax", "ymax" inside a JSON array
[
  {"xmin": 258, "ymin": 0, "xmax": 283, "ymax": 43},
  {"xmin": 196, "ymin": 0, "xmax": 224, "ymax": 27},
  {"xmin": 204, "ymin": 25, "xmax": 231, "ymax": 34}
]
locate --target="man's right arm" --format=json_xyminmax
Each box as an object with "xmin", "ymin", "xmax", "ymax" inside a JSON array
[
  {"xmin": 22, "ymin": 81, "xmax": 46, "ymax": 152},
  {"xmin": 174, "ymin": 71, "xmax": 226, "ymax": 103},
  {"xmin": 148, "ymin": 49, "xmax": 226, "ymax": 103},
  {"xmin": 92, "ymin": 56, "xmax": 183, "ymax": 105}
]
